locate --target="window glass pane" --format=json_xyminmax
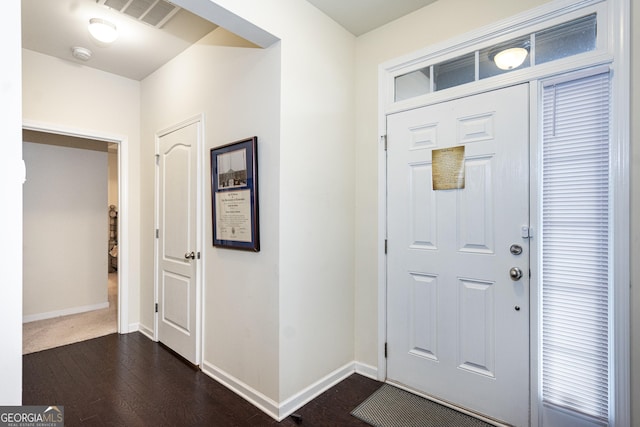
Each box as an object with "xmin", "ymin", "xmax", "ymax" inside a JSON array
[
  {"xmin": 536, "ymin": 14, "xmax": 597, "ymax": 65},
  {"xmin": 480, "ymin": 36, "xmax": 531, "ymax": 79},
  {"xmin": 433, "ymin": 53, "xmax": 475, "ymax": 91},
  {"xmin": 395, "ymin": 67, "xmax": 431, "ymax": 102}
]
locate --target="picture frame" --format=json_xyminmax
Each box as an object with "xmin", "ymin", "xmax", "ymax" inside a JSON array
[{"xmin": 210, "ymin": 136, "xmax": 259, "ymax": 251}]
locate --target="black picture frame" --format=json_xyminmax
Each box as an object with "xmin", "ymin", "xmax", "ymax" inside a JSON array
[{"xmin": 210, "ymin": 136, "xmax": 259, "ymax": 251}]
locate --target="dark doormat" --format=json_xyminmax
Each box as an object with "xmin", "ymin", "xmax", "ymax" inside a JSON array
[{"xmin": 351, "ymin": 384, "xmax": 495, "ymax": 427}]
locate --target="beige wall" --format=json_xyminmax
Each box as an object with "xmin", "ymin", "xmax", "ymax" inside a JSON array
[
  {"xmin": 191, "ymin": 0, "xmax": 357, "ymax": 404},
  {"xmin": 22, "ymin": 49, "xmax": 142, "ymax": 331},
  {"xmin": 140, "ymin": 27, "xmax": 282, "ymax": 401},
  {"xmin": 23, "ymin": 141, "xmax": 108, "ymax": 318}
]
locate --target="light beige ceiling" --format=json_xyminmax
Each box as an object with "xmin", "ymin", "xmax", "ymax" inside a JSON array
[
  {"xmin": 21, "ymin": 0, "xmax": 438, "ymax": 81},
  {"xmin": 307, "ymin": 0, "xmax": 438, "ymax": 36},
  {"xmin": 21, "ymin": 0, "xmax": 218, "ymax": 80}
]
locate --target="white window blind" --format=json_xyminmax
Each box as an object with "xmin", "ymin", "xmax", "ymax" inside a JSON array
[{"xmin": 541, "ymin": 70, "xmax": 611, "ymax": 422}]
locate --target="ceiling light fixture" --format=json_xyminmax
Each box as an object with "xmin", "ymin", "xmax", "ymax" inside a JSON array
[
  {"xmin": 490, "ymin": 41, "xmax": 530, "ymax": 70},
  {"xmin": 88, "ymin": 18, "xmax": 118, "ymax": 44}
]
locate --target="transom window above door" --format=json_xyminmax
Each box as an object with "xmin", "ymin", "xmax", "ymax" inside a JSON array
[{"xmin": 394, "ymin": 13, "xmax": 598, "ymax": 102}]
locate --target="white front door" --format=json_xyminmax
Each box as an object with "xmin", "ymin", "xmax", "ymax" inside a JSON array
[
  {"xmin": 157, "ymin": 120, "xmax": 200, "ymax": 365},
  {"xmin": 386, "ymin": 84, "xmax": 530, "ymax": 426}
]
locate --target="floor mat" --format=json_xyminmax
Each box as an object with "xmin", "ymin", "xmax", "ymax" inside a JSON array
[{"xmin": 351, "ymin": 384, "xmax": 495, "ymax": 427}]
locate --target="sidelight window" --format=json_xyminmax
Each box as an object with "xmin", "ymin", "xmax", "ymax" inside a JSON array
[{"xmin": 540, "ymin": 69, "xmax": 611, "ymax": 424}]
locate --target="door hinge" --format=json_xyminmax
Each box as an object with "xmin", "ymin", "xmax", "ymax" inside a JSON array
[
  {"xmin": 156, "ymin": 229, "xmax": 159, "ymax": 239},
  {"xmin": 155, "ymin": 303, "xmax": 158, "ymax": 313},
  {"xmin": 384, "ymin": 239, "xmax": 388, "ymax": 254},
  {"xmin": 155, "ymin": 154, "xmax": 160, "ymax": 164},
  {"xmin": 381, "ymin": 135, "xmax": 387, "ymax": 151},
  {"xmin": 384, "ymin": 342, "xmax": 388, "ymax": 358}
]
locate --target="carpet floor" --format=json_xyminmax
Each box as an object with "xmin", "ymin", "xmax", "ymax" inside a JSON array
[{"xmin": 22, "ymin": 273, "xmax": 118, "ymax": 354}]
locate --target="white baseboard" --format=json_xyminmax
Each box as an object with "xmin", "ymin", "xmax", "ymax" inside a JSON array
[
  {"xmin": 201, "ymin": 360, "xmax": 360, "ymax": 422},
  {"xmin": 23, "ymin": 301, "xmax": 109, "ymax": 323},
  {"xmin": 126, "ymin": 323, "xmax": 140, "ymax": 333},
  {"xmin": 201, "ymin": 360, "xmax": 280, "ymax": 420},
  {"xmin": 278, "ymin": 362, "xmax": 356, "ymax": 420},
  {"xmin": 138, "ymin": 323, "xmax": 155, "ymax": 340},
  {"xmin": 355, "ymin": 361, "xmax": 378, "ymax": 380}
]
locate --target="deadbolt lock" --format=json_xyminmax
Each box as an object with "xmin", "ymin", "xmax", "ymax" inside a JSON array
[{"xmin": 510, "ymin": 244, "xmax": 523, "ymax": 255}]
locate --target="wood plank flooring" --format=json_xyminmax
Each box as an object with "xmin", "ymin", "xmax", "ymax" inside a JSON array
[{"xmin": 23, "ymin": 332, "xmax": 382, "ymax": 426}]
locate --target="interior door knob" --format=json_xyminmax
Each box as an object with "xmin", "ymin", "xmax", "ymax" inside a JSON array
[
  {"xmin": 185, "ymin": 251, "xmax": 195, "ymax": 260},
  {"xmin": 509, "ymin": 267, "xmax": 523, "ymax": 281}
]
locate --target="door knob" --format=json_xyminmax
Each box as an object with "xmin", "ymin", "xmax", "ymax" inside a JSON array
[
  {"xmin": 509, "ymin": 267, "xmax": 523, "ymax": 281},
  {"xmin": 185, "ymin": 251, "xmax": 195, "ymax": 260}
]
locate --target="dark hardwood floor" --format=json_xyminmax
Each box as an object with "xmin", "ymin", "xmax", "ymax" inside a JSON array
[{"xmin": 23, "ymin": 332, "xmax": 382, "ymax": 426}]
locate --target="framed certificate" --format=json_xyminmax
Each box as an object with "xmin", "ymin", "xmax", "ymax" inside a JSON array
[{"xmin": 210, "ymin": 136, "xmax": 259, "ymax": 251}]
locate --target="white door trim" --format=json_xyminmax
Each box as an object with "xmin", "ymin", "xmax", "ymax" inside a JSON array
[
  {"xmin": 22, "ymin": 120, "xmax": 131, "ymax": 334},
  {"xmin": 153, "ymin": 113, "xmax": 205, "ymax": 365}
]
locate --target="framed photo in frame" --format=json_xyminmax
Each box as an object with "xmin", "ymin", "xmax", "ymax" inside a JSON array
[{"xmin": 210, "ymin": 136, "xmax": 259, "ymax": 251}]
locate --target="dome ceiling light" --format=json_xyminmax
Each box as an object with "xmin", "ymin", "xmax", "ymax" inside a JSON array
[
  {"xmin": 490, "ymin": 41, "xmax": 530, "ymax": 70},
  {"xmin": 88, "ymin": 18, "xmax": 118, "ymax": 44}
]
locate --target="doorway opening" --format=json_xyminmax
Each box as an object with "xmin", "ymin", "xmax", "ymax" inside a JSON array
[{"xmin": 21, "ymin": 124, "xmax": 129, "ymax": 354}]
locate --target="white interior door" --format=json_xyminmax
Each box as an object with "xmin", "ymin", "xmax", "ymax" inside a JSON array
[
  {"xmin": 157, "ymin": 120, "xmax": 200, "ymax": 365},
  {"xmin": 386, "ymin": 84, "xmax": 530, "ymax": 426}
]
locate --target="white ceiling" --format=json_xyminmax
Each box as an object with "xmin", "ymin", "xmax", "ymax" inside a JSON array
[{"xmin": 21, "ymin": 0, "xmax": 438, "ymax": 81}]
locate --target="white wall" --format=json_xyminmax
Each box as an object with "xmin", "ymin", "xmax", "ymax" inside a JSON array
[
  {"xmin": 202, "ymin": 0, "xmax": 357, "ymax": 404},
  {"xmin": 22, "ymin": 49, "xmax": 142, "ymax": 331},
  {"xmin": 273, "ymin": 4, "xmax": 356, "ymax": 403},
  {"xmin": 140, "ymin": 28, "xmax": 282, "ymax": 400},
  {"xmin": 23, "ymin": 141, "xmax": 108, "ymax": 319},
  {"xmin": 0, "ymin": 0, "xmax": 23, "ymax": 405}
]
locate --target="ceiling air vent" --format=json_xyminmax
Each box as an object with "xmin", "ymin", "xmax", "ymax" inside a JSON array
[{"xmin": 97, "ymin": 0, "xmax": 180, "ymax": 28}]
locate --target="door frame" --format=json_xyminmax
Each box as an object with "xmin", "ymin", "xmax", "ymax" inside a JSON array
[
  {"xmin": 377, "ymin": 0, "xmax": 630, "ymax": 425},
  {"xmin": 153, "ymin": 113, "xmax": 205, "ymax": 366},
  {"xmin": 23, "ymin": 120, "xmax": 131, "ymax": 334}
]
